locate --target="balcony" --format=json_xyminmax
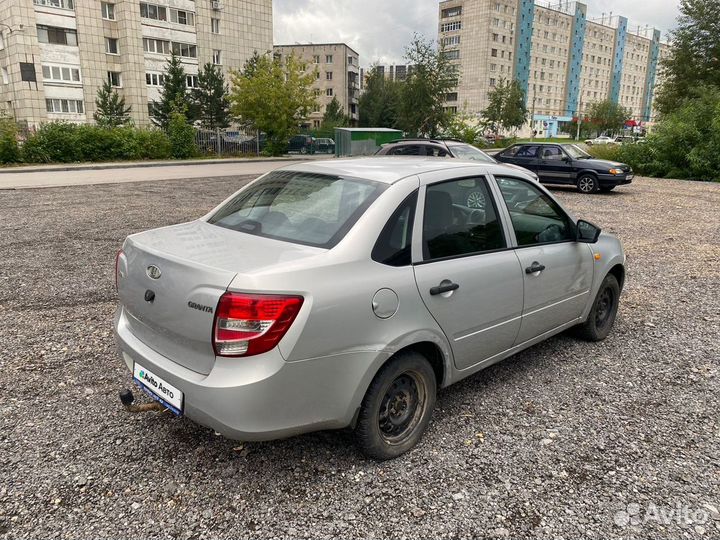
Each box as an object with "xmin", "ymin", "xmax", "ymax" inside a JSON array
[{"xmin": 34, "ymin": 0, "xmax": 75, "ymax": 10}]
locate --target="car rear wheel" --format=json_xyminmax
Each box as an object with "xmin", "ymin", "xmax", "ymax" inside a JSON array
[
  {"xmin": 354, "ymin": 351, "xmax": 436, "ymax": 460},
  {"xmin": 466, "ymin": 190, "xmax": 486, "ymax": 209},
  {"xmin": 577, "ymin": 174, "xmax": 600, "ymax": 194},
  {"xmin": 574, "ymin": 274, "xmax": 620, "ymax": 341},
  {"xmin": 300, "ymin": 146, "xmax": 308, "ymax": 154}
]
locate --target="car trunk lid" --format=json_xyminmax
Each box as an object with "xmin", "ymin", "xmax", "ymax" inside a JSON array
[{"xmin": 118, "ymin": 220, "xmax": 322, "ymax": 375}]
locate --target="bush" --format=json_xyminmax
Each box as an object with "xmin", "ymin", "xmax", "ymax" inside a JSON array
[
  {"xmin": 22, "ymin": 122, "xmax": 81, "ymax": 163},
  {"xmin": 21, "ymin": 122, "xmax": 174, "ymax": 163},
  {"xmin": 134, "ymin": 128, "xmax": 172, "ymax": 160},
  {"xmin": 0, "ymin": 117, "xmax": 20, "ymax": 164},
  {"xmin": 167, "ymin": 111, "xmax": 197, "ymax": 159}
]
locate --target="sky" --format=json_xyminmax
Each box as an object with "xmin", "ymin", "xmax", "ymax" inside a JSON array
[{"xmin": 273, "ymin": 0, "xmax": 680, "ymax": 66}]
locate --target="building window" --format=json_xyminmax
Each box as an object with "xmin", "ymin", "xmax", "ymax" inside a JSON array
[
  {"xmin": 37, "ymin": 25, "xmax": 77, "ymax": 46},
  {"xmin": 45, "ymin": 98, "xmax": 84, "ymax": 114},
  {"xmin": 445, "ymin": 92, "xmax": 458, "ymax": 102},
  {"xmin": 325, "ymin": 54, "xmax": 333, "ymax": 63},
  {"xmin": 105, "ymin": 37, "xmax": 119, "ymax": 54},
  {"xmin": 186, "ymin": 75, "xmax": 198, "ymax": 88},
  {"xmin": 143, "ymin": 38, "xmax": 170, "ymax": 54},
  {"xmin": 145, "ymin": 72, "xmax": 165, "ymax": 86},
  {"xmin": 33, "ymin": 0, "xmax": 74, "ymax": 9},
  {"xmin": 491, "ymin": 48, "xmax": 498, "ymax": 57},
  {"xmin": 212, "ymin": 49, "xmax": 222, "ymax": 65},
  {"xmin": 326, "ymin": 88, "xmax": 333, "ymax": 96},
  {"xmin": 42, "ymin": 64, "xmax": 81, "ymax": 83},
  {"xmin": 107, "ymin": 71, "xmax": 121, "ymax": 87},
  {"xmin": 1, "ymin": 67, "xmax": 8, "ymax": 84},
  {"xmin": 440, "ymin": 21, "xmax": 461, "ymax": 32},
  {"xmin": 171, "ymin": 42, "xmax": 197, "ymax": 58},
  {"xmin": 326, "ymin": 71, "xmax": 333, "ymax": 80},
  {"xmin": 170, "ymin": 8, "xmax": 194, "ymax": 25},
  {"xmin": 101, "ymin": 2, "xmax": 115, "ymax": 20},
  {"xmin": 442, "ymin": 35, "xmax": 461, "ymax": 47},
  {"xmin": 442, "ymin": 50, "xmax": 460, "ymax": 60},
  {"xmin": 441, "ymin": 6, "xmax": 462, "ymax": 17},
  {"xmin": 211, "ymin": 18, "xmax": 220, "ymax": 34},
  {"xmin": 139, "ymin": 3, "xmax": 167, "ymax": 21}
]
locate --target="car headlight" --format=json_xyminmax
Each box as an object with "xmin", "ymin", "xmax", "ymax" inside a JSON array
[{"xmin": 608, "ymin": 168, "xmax": 624, "ymax": 175}]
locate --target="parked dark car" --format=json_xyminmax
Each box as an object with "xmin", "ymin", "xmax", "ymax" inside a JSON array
[
  {"xmin": 495, "ymin": 142, "xmax": 633, "ymax": 193},
  {"xmin": 288, "ymin": 135, "xmax": 316, "ymax": 154},
  {"xmin": 315, "ymin": 137, "xmax": 335, "ymax": 154},
  {"xmin": 375, "ymin": 139, "xmax": 538, "ymax": 208}
]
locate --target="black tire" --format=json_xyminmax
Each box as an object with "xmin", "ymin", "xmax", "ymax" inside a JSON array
[
  {"xmin": 600, "ymin": 185, "xmax": 616, "ymax": 192},
  {"xmin": 574, "ymin": 274, "xmax": 620, "ymax": 342},
  {"xmin": 354, "ymin": 352, "xmax": 437, "ymax": 460},
  {"xmin": 300, "ymin": 146, "xmax": 308, "ymax": 155},
  {"xmin": 576, "ymin": 174, "xmax": 600, "ymax": 194}
]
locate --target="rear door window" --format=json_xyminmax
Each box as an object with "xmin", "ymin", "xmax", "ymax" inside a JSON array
[
  {"xmin": 388, "ymin": 145, "xmax": 421, "ymax": 156},
  {"xmin": 209, "ymin": 171, "xmax": 386, "ymax": 248},
  {"xmin": 422, "ymin": 177, "xmax": 506, "ymax": 261}
]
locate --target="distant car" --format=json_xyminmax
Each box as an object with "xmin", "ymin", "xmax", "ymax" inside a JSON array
[
  {"xmin": 375, "ymin": 138, "xmax": 539, "ymax": 207},
  {"xmin": 585, "ymin": 136, "xmax": 617, "ymax": 146},
  {"xmin": 288, "ymin": 135, "xmax": 316, "ymax": 154},
  {"xmin": 495, "ymin": 142, "xmax": 633, "ymax": 193},
  {"xmin": 315, "ymin": 138, "xmax": 335, "ymax": 154},
  {"xmin": 115, "ymin": 157, "xmax": 625, "ymax": 460}
]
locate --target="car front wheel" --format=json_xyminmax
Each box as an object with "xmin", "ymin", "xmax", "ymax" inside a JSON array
[
  {"xmin": 577, "ymin": 174, "xmax": 600, "ymax": 194},
  {"xmin": 354, "ymin": 351, "xmax": 436, "ymax": 460},
  {"xmin": 574, "ymin": 274, "xmax": 620, "ymax": 341}
]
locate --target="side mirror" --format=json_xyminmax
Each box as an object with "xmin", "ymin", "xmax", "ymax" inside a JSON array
[
  {"xmin": 576, "ymin": 220, "xmax": 601, "ymax": 243},
  {"xmin": 563, "ymin": 156, "xmax": 572, "ymax": 163}
]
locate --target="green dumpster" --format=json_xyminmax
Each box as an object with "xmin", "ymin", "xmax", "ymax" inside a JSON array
[{"xmin": 334, "ymin": 128, "xmax": 403, "ymax": 157}]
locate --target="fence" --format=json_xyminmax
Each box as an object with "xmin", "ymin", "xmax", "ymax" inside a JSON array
[{"xmin": 194, "ymin": 127, "xmax": 263, "ymax": 157}]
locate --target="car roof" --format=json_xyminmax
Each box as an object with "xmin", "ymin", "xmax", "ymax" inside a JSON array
[
  {"xmin": 278, "ymin": 157, "xmax": 533, "ymax": 185},
  {"xmin": 511, "ymin": 141, "xmax": 577, "ymax": 146}
]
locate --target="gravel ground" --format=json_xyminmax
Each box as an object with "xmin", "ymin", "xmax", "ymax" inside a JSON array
[{"xmin": 0, "ymin": 175, "xmax": 718, "ymax": 540}]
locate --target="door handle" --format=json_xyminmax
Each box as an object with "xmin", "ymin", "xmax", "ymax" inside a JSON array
[
  {"xmin": 525, "ymin": 262, "xmax": 546, "ymax": 274},
  {"xmin": 430, "ymin": 281, "xmax": 459, "ymax": 295}
]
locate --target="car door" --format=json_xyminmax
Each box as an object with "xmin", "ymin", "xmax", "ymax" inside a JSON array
[
  {"xmin": 536, "ymin": 145, "xmax": 575, "ymax": 184},
  {"xmin": 412, "ymin": 173, "xmax": 524, "ymax": 370},
  {"xmin": 493, "ymin": 176, "xmax": 594, "ymax": 345},
  {"xmin": 498, "ymin": 145, "xmax": 540, "ymax": 174}
]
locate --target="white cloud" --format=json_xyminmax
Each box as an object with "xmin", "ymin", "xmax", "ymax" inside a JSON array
[{"xmin": 273, "ymin": 0, "xmax": 680, "ymax": 67}]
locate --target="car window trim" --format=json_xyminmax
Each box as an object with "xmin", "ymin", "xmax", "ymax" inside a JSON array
[
  {"xmin": 371, "ymin": 189, "xmax": 419, "ymax": 267},
  {"xmin": 415, "ymin": 174, "xmax": 509, "ymax": 264}
]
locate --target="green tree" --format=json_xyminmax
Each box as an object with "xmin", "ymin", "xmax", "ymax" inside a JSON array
[
  {"xmin": 94, "ymin": 81, "xmax": 132, "ymax": 127},
  {"xmin": 321, "ymin": 96, "xmax": 349, "ymax": 129},
  {"xmin": 151, "ymin": 54, "xmax": 192, "ymax": 129},
  {"xmin": 229, "ymin": 52, "xmax": 317, "ymax": 156},
  {"xmin": 585, "ymin": 99, "xmax": 631, "ymax": 136},
  {"xmin": 358, "ymin": 65, "xmax": 401, "ymax": 128},
  {"xmin": 192, "ymin": 63, "xmax": 231, "ymax": 130},
  {"xmin": 481, "ymin": 79, "xmax": 528, "ymax": 136},
  {"xmin": 398, "ymin": 35, "xmax": 457, "ymax": 136},
  {"xmin": 444, "ymin": 109, "xmax": 482, "ymax": 144},
  {"xmin": 167, "ymin": 107, "xmax": 197, "ymax": 159},
  {"xmin": 0, "ymin": 113, "xmax": 20, "ymax": 163},
  {"xmin": 655, "ymin": 0, "xmax": 720, "ymax": 115}
]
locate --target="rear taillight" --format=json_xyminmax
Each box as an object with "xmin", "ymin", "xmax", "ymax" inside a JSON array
[
  {"xmin": 213, "ymin": 292, "xmax": 304, "ymax": 357},
  {"xmin": 115, "ymin": 249, "xmax": 124, "ymax": 291}
]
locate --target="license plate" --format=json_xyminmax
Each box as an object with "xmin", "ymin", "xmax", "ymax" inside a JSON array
[{"xmin": 133, "ymin": 362, "xmax": 183, "ymax": 415}]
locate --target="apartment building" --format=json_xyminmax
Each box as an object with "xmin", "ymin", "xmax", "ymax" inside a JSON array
[
  {"xmin": 273, "ymin": 43, "xmax": 360, "ymax": 128},
  {"xmin": 438, "ymin": 0, "xmax": 670, "ymax": 136},
  {"xmin": 0, "ymin": 0, "xmax": 272, "ymax": 128}
]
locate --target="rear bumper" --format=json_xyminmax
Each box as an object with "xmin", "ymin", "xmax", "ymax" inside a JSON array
[{"xmin": 114, "ymin": 307, "xmax": 387, "ymax": 441}]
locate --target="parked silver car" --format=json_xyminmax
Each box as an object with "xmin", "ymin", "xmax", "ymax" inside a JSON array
[{"xmin": 115, "ymin": 158, "xmax": 625, "ymax": 460}]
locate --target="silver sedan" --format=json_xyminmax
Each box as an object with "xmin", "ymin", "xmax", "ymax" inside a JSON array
[{"xmin": 114, "ymin": 158, "xmax": 625, "ymax": 460}]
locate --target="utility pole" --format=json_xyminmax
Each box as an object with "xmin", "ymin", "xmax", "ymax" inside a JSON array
[
  {"xmin": 575, "ymin": 88, "xmax": 583, "ymax": 141},
  {"xmin": 530, "ymin": 85, "xmax": 537, "ymax": 140}
]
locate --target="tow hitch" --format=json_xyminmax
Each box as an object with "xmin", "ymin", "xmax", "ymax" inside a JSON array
[{"xmin": 119, "ymin": 389, "xmax": 167, "ymax": 413}]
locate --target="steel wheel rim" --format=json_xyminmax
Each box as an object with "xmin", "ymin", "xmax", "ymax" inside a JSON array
[
  {"xmin": 378, "ymin": 371, "xmax": 426, "ymax": 445},
  {"xmin": 466, "ymin": 191, "xmax": 486, "ymax": 209},
  {"xmin": 595, "ymin": 287, "xmax": 615, "ymax": 327},
  {"xmin": 579, "ymin": 177, "xmax": 595, "ymax": 192}
]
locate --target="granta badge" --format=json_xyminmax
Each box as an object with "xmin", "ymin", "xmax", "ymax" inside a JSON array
[{"xmin": 146, "ymin": 265, "xmax": 162, "ymax": 280}]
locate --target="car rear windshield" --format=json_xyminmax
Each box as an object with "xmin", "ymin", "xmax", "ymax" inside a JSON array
[
  {"xmin": 208, "ymin": 170, "xmax": 386, "ymax": 248},
  {"xmin": 448, "ymin": 144, "xmax": 496, "ymax": 163}
]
